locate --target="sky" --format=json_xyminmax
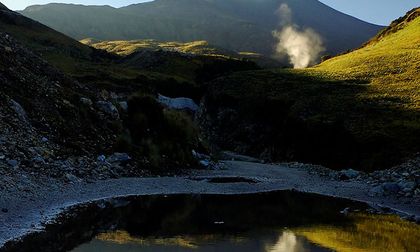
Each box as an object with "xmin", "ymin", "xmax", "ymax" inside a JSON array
[{"xmin": 2, "ymin": 0, "xmax": 420, "ymax": 25}]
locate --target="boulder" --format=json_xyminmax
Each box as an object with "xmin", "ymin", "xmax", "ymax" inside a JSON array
[
  {"xmin": 97, "ymin": 155, "xmax": 106, "ymax": 162},
  {"xmin": 96, "ymin": 101, "xmax": 119, "ymax": 119},
  {"xmin": 199, "ymin": 159, "xmax": 211, "ymax": 168},
  {"xmin": 118, "ymin": 101, "xmax": 128, "ymax": 112},
  {"xmin": 382, "ymin": 182, "xmax": 401, "ymax": 194},
  {"xmin": 398, "ymin": 181, "xmax": 417, "ymax": 192},
  {"xmin": 106, "ymin": 153, "xmax": 131, "ymax": 164},
  {"xmin": 9, "ymin": 99, "xmax": 29, "ymax": 124},
  {"xmin": 192, "ymin": 150, "xmax": 210, "ymax": 160},
  {"xmin": 7, "ymin": 159, "xmax": 18, "ymax": 167},
  {"xmin": 157, "ymin": 94, "xmax": 199, "ymax": 112},
  {"xmin": 368, "ymin": 185, "xmax": 384, "ymax": 196},
  {"xmin": 65, "ymin": 173, "xmax": 81, "ymax": 183},
  {"xmin": 339, "ymin": 169, "xmax": 360, "ymax": 180},
  {"xmin": 80, "ymin": 97, "xmax": 93, "ymax": 106}
]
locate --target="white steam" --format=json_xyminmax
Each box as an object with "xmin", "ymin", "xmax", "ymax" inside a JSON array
[{"xmin": 273, "ymin": 4, "xmax": 325, "ymax": 69}]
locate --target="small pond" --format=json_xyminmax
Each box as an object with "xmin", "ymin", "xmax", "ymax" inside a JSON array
[{"xmin": 2, "ymin": 191, "xmax": 419, "ymax": 252}]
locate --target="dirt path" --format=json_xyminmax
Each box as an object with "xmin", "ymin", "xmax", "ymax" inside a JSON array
[{"xmin": 1, "ymin": 161, "xmax": 419, "ymax": 247}]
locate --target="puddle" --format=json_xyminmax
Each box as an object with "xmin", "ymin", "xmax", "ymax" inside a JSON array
[
  {"xmin": 1, "ymin": 191, "xmax": 419, "ymax": 252},
  {"xmin": 189, "ymin": 176, "xmax": 259, "ymax": 183}
]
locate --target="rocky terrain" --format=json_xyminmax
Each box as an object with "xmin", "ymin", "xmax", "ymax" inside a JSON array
[
  {"xmin": 298, "ymin": 156, "xmax": 420, "ymax": 201},
  {"xmin": 0, "ymin": 32, "xmax": 151, "ymax": 184}
]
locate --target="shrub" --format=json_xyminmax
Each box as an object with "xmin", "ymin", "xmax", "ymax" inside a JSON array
[{"xmin": 121, "ymin": 94, "xmax": 200, "ymax": 169}]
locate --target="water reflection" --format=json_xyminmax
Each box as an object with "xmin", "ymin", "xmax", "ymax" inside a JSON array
[
  {"xmin": 73, "ymin": 229, "xmax": 329, "ymax": 252},
  {"xmin": 267, "ymin": 231, "xmax": 310, "ymax": 252},
  {"xmin": 295, "ymin": 214, "xmax": 420, "ymax": 252}
]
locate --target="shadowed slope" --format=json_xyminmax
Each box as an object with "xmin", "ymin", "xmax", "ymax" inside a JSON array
[{"xmin": 200, "ymin": 9, "xmax": 420, "ymax": 170}]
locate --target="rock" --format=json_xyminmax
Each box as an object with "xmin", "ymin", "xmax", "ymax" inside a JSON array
[
  {"xmin": 7, "ymin": 159, "xmax": 18, "ymax": 167},
  {"xmin": 106, "ymin": 153, "xmax": 131, "ymax": 164},
  {"xmin": 220, "ymin": 151, "xmax": 261, "ymax": 163},
  {"xmin": 32, "ymin": 156, "xmax": 45, "ymax": 164},
  {"xmin": 97, "ymin": 155, "xmax": 106, "ymax": 162},
  {"xmin": 192, "ymin": 150, "xmax": 210, "ymax": 160},
  {"xmin": 1, "ymin": 208, "xmax": 8, "ymax": 213},
  {"xmin": 96, "ymin": 101, "xmax": 119, "ymax": 119},
  {"xmin": 80, "ymin": 97, "xmax": 93, "ymax": 106},
  {"xmin": 405, "ymin": 192, "xmax": 413, "ymax": 197},
  {"xmin": 369, "ymin": 185, "xmax": 384, "ymax": 196},
  {"xmin": 382, "ymin": 182, "xmax": 401, "ymax": 194},
  {"xmin": 65, "ymin": 173, "xmax": 80, "ymax": 183},
  {"xmin": 118, "ymin": 101, "xmax": 128, "ymax": 112},
  {"xmin": 339, "ymin": 169, "xmax": 360, "ymax": 180},
  {"xmin": 398, "ymin": 181, "xmax": 416, "ymax": 192},
  {"xmin": 340, "ymin": 207, "xmax": 350, "ymax": 216},
  {"xmin": 199, "ymin": 160, "xmax": 211, "ymax": 168},
  {"xmin": 9, "ymin": 99, "xmax": 29, "ymax": 124},
  {"xmin": 41, "ymin": 137, "xmax": 48, "ymax": 143},
  {"xmin": 157, "ymin": 94, "xmax": 199, "ymax": 112}
]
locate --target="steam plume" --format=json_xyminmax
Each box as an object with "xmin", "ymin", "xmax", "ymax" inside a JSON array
[{"xmin": 273, "ymin": 4, "xmax": 325, "ymax": 69}]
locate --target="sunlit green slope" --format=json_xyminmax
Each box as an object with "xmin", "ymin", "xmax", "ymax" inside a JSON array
[
  {"xmin": 81, "ymin": 39, "xmax": 235, "ymax": 57},
  {"xmin": 315, "ymin": 8, "xmax": 420, "ymax": 110}
]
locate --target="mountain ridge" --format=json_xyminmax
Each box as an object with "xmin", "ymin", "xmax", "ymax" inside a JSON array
[{"xmin": 20, "ymin": 0, "xmax": 383, "ymax": 58}]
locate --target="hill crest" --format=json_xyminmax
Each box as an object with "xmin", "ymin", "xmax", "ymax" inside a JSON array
[{"xmin": 367, "ymin": 7, "xmax": 420, "ymax": 45}]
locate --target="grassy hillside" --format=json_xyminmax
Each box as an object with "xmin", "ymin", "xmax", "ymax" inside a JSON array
[
  {"xmin": 315, "ymin": 9, "xmax": 419, "ymax": 100},
  {"xmin": 82, "ymin": 39, "xmax": 282, "ymax": 68},
  {"xmin": 201, "ymin": 9, "xmax": 420, "ymax": 170},
  {"xmin": 82, "ymin": 39, "xmax": 236, "ymax": 57},
  {"xmin": 0, "ymin": 5, "xmax": 153, "ymax": 89},
  {"xmin": 0, "ymin": 6, "xmax": 97, "ymax": 69},
  {"xmin": 20, "ymin": 0, "xmax": 382, "ymax": 57}
]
